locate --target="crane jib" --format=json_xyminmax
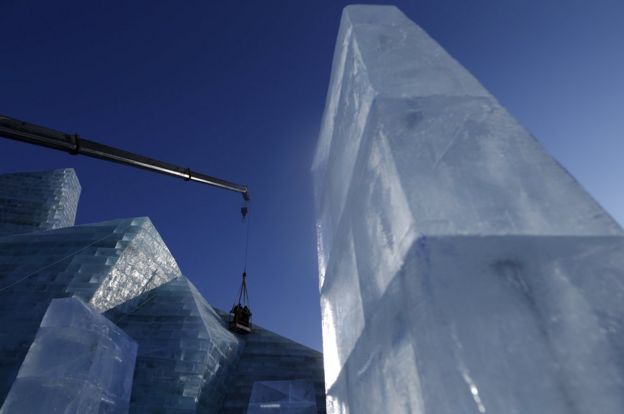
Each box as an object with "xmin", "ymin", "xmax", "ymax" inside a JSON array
[{"xmin": 0, "ymin": 114, "xmax": 249, "ymax": 200}]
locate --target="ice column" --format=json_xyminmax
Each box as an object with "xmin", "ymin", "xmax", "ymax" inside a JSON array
[{"xmin": 313, "ymin": 5, "xmax": 624, "ymax": 414}]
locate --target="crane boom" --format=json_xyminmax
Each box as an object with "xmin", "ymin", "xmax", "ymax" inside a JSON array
[{"xmin": 0, "ymin": 114, "xmax": 250, "ymax": 200}]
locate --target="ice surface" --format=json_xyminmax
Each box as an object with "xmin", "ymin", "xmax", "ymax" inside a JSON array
[
  {"xmin": 106, "ymin": 278, "xmax": 326, "ymax": 413},
  {"xmin": 0, "ymin": 297, "xmax": 137, "ymax": 413},
  {"xmin": 105, "ymin": 276, "xmax": 241, "ymax": 412},
  {"xmin": 324, "ymin": 235, "xmax": 624, "ymax": 414},
  {"xmin": 247, "ymin": 380, "xmax": 318, "ymax": 414},
  {"xmin": 313, "ymin": 5, "xmax": 621, "ymax": 286},
  {"xmin": 0, "ymin": 217, "xmax": 180, "ymax": 401},
  {"xmin": 0, "ymin": 169, "xmax": 81, "ymax": 236},
  {"xmin": 0, "ymin": 168, "xmax": 327, "ymax": 412},
  {"xmin": 220, "ymin": 318, "xmax": 326, "ymax": 413},
  {"xmin": 314, "ymin": 5, "xmax": 624, "ymax": 414}
]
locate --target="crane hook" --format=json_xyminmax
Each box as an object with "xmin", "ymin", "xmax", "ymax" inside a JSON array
[{"xmin": 241, "ymin": 191, "xmax": 250, "ymax": 221}]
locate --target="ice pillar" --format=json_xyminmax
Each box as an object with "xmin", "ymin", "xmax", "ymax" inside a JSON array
[{"xmin": 313, "ymin": 5, "xmax": 624, "ymax": 414}]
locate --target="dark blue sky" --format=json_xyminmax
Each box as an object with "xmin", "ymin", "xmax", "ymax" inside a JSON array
[{"xmin": 1, "ymin": 0, "xmax": 623, "ymax": 351}]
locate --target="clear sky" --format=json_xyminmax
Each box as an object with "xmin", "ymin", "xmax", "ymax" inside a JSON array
[{"xmin": 1, "ymin": 0, "xmax": 623, "ymax": 351}]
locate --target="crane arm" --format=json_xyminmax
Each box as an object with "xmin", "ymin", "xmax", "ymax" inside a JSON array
[{"xmin": 0, "ymin": 114, "xmax": 250, "ymax": 201}]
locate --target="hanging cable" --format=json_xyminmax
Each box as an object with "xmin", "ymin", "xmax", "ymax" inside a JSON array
[
  {"xmin": 242, "ymin": 200, "xmax": 251, "ymax": 274},
  {"xmin": 230, "ymin": 198, "xmax": 253, "ymax": 333},
  {"xmin": 237, "ymin": 197, "xmax": 251, "ymax": 307}
]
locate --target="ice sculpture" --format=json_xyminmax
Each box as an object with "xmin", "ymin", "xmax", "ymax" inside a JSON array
[
  {"xmin": 0, "ymin": 169, "xmax": 80, "ymax": 236},
  {"xmin": 105, "ymin": 276, "xmax": 241, "ymax": 412},
  {"xmin": 220, "ymin": 318, "xmax": 325, "ymax": 413},
  {"xmin": 247, "ymin": 380, "xmax": 318, "ymax": 414},
  {"xmin": 0, "ymin": 167, "xmax": 326, "ymax": 413},
  {"xmin": 0, "ymin": 217, "xmax": 180, "ymax": 401},
  {"xmin": 0, "ymin": 170, "xmax": 325, "ymax": 414},
  {"xmin": 313, "ymin": 5, "xmax": 624, "ymax": 414},
  {"xmin": 106, "ymin": 276, "xmax": 326, "ymax": 413},
  {"xmin": 0, "ymin": 297, "xmax": 137, "ymax": 413}
]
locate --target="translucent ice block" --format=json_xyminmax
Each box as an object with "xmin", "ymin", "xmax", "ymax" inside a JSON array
[
  {"xmin": 220, "ymin": 320, "xmax": 326, "ymax": 413},
  {"xmin": 105, "ymin": 276, "xmax": 241, "ymax": 412},
  {"xmin": 313, "ymin": 5, "xmax": 624, "ymax": 414},
  {"xmin": 247, "ymin": 380, "xmax": 318, "ymax": 414},
  {"xmin": 0, "ymin": 169, "xmax": 81, "ymax": 236},
  {"xmin": 0, "ymin": 297, "xmax": 137, "ymax": 413},
  {"xmin": 0, "ymin": 217, "xmax": 180, "ymax": 401},
  {"xmin": 313, "ymin": 5, "xmax": 621, "ymax": 286}
]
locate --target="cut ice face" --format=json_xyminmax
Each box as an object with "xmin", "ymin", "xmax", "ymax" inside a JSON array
[
  {"xmin": 0, "ymin": 297, "xmax": 137, "ymax": 414},
  {"xmin": 313, "ymin": 4, "xmax": 624, "ymax": 414}
]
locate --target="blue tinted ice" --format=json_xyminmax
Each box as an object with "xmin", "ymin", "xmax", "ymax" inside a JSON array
[
  {"xmin": 0, "ymin": 167, "xmax": 327, "ymax": 412},
  {"xmin": 0, "ymin": 217, "xmax": 180, "ymax": 401},
  {"xmin": 247, "ymin": 380, "xmax": 318, "ymax": 414},
  {"xmin": 313, "ymin": 5, "xmax": 624, "ymax": 414},
  {"xmin": 220, "ymin": 321, "xmax": 326, "ymax": 413},
  {"xmin": 0, "ymin": 297, "xmax": 137, "ymax": 413},
  {"xmin": 105, "ymin": 276, "xmax": 241, "ymax": 412},
  {"xmin": 0, "ymin": 169, "xmax": 81, "ymax": 236}
]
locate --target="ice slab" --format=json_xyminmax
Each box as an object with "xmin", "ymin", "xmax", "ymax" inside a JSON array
[
  {"xmin": 313, "ymin": 5, "xmax": 621, "ymax": 287},
  {"xmin": 0, "ymin": 297, "xmax": 137, "ymax": 413},
  {"xmin": 219, "ymin": 316, "xmax": 326, "ymax": 413},
  {"xmin": 107, "ymin": 278, "xmax": 326, "ymax": 413},
  {"xmin": 247, "ymin": 380, "xmax": 318, "ymax": 414},
  {"xmin": 0, "ymin": 217, "xmax": 180, "ymax": 401},
  {"xmin": 0, "ymin": 169, "xmax": 81, "ymax": 236},
  {"xmin": 105, "ymin": 276, "xmax": 241, "ymax": 412},
  {"xmin": 314, "ymin": 5, "xmax": 624, "ymax": 414},
  {"xmin": 324, "ymin": 235, "xmax": 624, "ymax": 414}
]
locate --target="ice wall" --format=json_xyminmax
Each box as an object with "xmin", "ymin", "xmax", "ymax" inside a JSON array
[
  {"xmin": 219, "ymin": 315, "xmax": 326, "ymax": 414},
  {"xmin": 105, "ymin": 275, "xmax": 326, "ymax": 413},
  {"xmin": 0, "ymin": 169, "xmax": 81, "ymax": 236},
  {"xmin": 0, "ymin": 217, "xmax": 180, "ymax": 401},
  {"xmin": 313, "ymin": 5, "xmax": 624, "ymax": 414},
  {"xmin": 105, "ymin": 276, "xmax": 240, "ymax": 413},
  {"xmin": 247, "ymin": 380, "xmax": 318, "ymax": 414},
  {"xmin": 0, "ymin": 297, "xmax": 137, "ymax": 413}
]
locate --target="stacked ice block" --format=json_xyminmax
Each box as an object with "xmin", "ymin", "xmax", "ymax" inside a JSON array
[
  {"xmin": 247, "ymin": 380, "xmax": 318, "ymax": 414},
  {"xmin": 219, "ymin": 318, "xmax": 326, "ymax": 414},
  {"xmin": 0, "ymin": 167, "xmax": 325, "ymax": 413},
  {"xmin": 0, "ymin": 217, "xmax": 181, "ymax": 401},
  {"xmin": 105, "ymin": 276, "xmax": 241, "ymax": 412},
  {"xmin": 0, "ymin": 169, "xmax": 80, "ymax": 236},
  {"xmin": 313, "ymin": 5, "xmax": 624, "ymax": 414}
]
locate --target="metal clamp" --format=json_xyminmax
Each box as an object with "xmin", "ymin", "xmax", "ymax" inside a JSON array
[{"xmin": 68, "ymin": 134, "xmax": 81, "ymax": 155}]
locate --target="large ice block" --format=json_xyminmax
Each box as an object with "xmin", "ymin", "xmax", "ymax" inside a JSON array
[
  {"xmin": 313, "ymin": 5, "xmax": 624, "ymax": 414},
  {"xmin": 313, "ymin": 5, "xmax": 622, "ymax": 286},
  {"xmin": 0, "ymin": 217, "xmax": 180, "ymax": 401},
  {"xmin": 0, "ymin": 168, "xmax": 327, "ymax": 412},
  {"xmin": 219, "ymin": 316, "xmax": 326, "ymax": 414},
  {"xmin": 106, "ymin": 277, "xmax": 326, "ymax": 413},
  {"xmin": 105, "ymin": 276, "xmax": 241, "ymax": 412},
  {"xmin": 0, "ymin": 169, "xmax": 81, "ymax": 236},
  {"xmin": 247, "ymin": 380, "xmax": 318, "ymax": 414},
  {"xmin": 0, "ymin": 297, "xmax": 137, "ymax": 413}
]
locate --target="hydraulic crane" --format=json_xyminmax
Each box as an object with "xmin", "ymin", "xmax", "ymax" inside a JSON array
[{"xmin": 0, "ymin": 114, "xmax": 254, "ymax": 333}]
